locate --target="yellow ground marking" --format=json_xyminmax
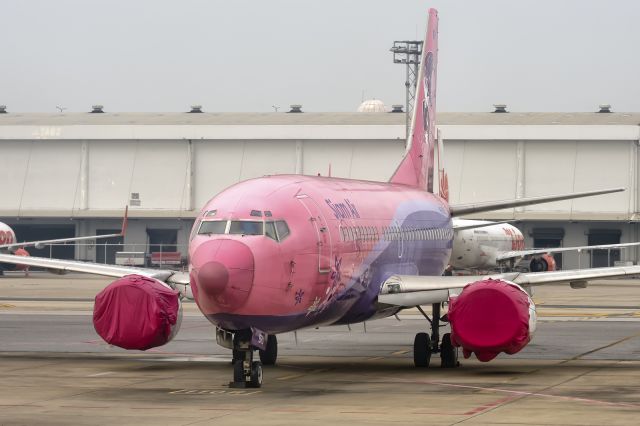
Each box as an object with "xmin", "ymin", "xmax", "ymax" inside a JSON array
[
  {"xmin": 168, "ymin": 389, "xmax": 261, "ymax": 395},
  {"xmin": 539, "ymin": 311, "xmax": 612, "ymax": 317},
  {"xmin": 276, "ymin": 374, "xmax": 305, "ymax": 381},
  {"xmin": 0, "ymin": 303, "xmax": 15, "ymax": 309},
  {"xmin": 276, "ymin": 368, "xmax": 327, "ymax": 381},
  {"xmin": 391, "ymin": 350, "xmax": 410, "ymax": 356}
]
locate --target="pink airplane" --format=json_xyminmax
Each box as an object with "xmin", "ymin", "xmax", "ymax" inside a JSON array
[{"xmin": 1, "ymin": 9, "xmax": 638, "ymax": 388}]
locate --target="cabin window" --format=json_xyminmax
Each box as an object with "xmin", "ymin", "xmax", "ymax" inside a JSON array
[
  {"xmin": 198, "ymin": 220, "xmax": 228, "ymax": 235},
  {"xmin": 275, "ymin": 220, "xmax": 290, "ymax": 240},
  {"xmin": 229, "ymin": 221, "xmax": 263, "ymax": 235},
  {"xmin": 205, "ymin": 210, "xmax": 217, "ymax": 217}
]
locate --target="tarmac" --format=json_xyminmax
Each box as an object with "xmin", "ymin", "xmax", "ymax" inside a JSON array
[{"xmin": 0, "ymin": 272, "xmax": 639, "ymax": 425}]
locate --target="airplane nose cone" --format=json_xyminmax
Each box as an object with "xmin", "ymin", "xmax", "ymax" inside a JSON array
[
  {"xmin": 191, "ymin": 239, "xmax": 254, "ymax": 310},
  {"xmin": 197, "ymin": 261, "xmax": 229, "ymax": 295}
]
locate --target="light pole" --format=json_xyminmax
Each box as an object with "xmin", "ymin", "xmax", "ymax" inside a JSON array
[{"xmin": 390, "ymin": 40, "xmax": 423, "ymax": 138}]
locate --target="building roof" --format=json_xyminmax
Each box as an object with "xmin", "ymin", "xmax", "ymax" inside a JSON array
[{"xmin": 0, "ymin": 111, "xmax": 639, "ymax": 126}]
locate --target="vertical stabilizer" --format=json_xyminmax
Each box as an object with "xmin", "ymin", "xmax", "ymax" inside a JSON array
[{"xmin": 390, "ymin": 8, "xmax": 438, "ymax": 191}]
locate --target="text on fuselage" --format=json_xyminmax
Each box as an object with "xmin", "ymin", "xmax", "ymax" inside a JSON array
[{"xmin": 325, "ymin": 199, "xmax": 361, "ymax": 219}]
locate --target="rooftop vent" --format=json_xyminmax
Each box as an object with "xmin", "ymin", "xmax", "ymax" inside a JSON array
[
  {"xmin": 391, "ymin": 104, "xmax": 404, "ymax": 113},
  {"xmin": 91, "ymin": 105, "xmax": 104, "ymax": 113},
  {"xmin": 189, "ymin": 105, "xmax": 203, "ymax": 113},
  {"xmin": 493, "ymin": 104, "xmax": 508, "ymax": 113},
  {"xmin": 0, "ymin": 105, "xmax": 6, "ymax": 114},
  {"xmin": 288, "ymin": 104, "xmax": 303, "ymax": 113},
  {"xmin": 598, "ymin": 104, "xmax": 612, "ymax": 113}
]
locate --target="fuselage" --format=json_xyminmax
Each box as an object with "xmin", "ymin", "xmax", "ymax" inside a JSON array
[
  {"xmin": 188, "ymin": 175, "xmax": 452, "ymax": 334},
  {"xmin": 450, "ymin": 219, "xmax": 524, "ymax": 270}
]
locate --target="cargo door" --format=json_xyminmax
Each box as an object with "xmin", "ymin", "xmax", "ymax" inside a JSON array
[{"xmin": 296, "ymin": 194, "xmax": 332, "ymax": 274}]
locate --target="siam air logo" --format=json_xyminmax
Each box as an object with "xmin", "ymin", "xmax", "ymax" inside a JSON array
[
  {"xmin": 325, "ymin": 198, "xmax": 361, "ymax": 220},
  {"xmin": 422, "ymin": 51, "xmax": 434, "ymax": 136}
]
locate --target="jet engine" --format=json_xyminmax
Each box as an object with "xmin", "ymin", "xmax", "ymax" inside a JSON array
[
  {"xmin": 93, "ymin": 274, "xmax": 182, "ymax": 350},
  {"xmin": 448, "ymin": 278, "xmax": 536, "ymax": 362},
  {"xmin": 529, "ymin": 254, "xmax": 556, "ymax": 272},
  {"xmin": 11, "ymin": 248, "xmax": 30, "ymax": 272}
]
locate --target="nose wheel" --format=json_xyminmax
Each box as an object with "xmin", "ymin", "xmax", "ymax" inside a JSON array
[
  {"xmin": 229, "ymin": 330, "xmax": 263, "ymax": 388},
  {"xmin": 413, "ymin": 304, "xmax": 460, "ymax": 369}
]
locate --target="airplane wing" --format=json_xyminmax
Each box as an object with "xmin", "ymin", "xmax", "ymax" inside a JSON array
[
  {"xmin": 496, "ymin": 241, "xmax": 640, "ymax": 262},
  {"xmin": 449, "ymin": 188, "xmax": 623, "ymax": 217},
  {"xmin": 452, "ymin": 220, "xmax": 511, "ymax": 231},
  {"xmin": 0, "ymin": 207, "xmax": 129, "ymax": 251},
  {"xmin": 0, "ymin": 252, "xmax": 191, "ymax": 295},
  {"xmin": 378, "ymin": 265, "xmax": 640, "ymax": 307}
]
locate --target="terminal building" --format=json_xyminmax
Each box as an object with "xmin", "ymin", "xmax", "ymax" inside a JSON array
[{"xmin": 1, "ymin": 104, "xmax": 639, "ymax": 269}]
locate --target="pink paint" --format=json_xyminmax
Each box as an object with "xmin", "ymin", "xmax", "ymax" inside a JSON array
[{"xmin": 390, "ymin": 9, "xmax": 438, "ymax": 192}]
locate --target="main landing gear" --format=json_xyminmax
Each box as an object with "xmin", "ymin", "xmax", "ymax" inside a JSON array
[
  {"xmin": 413, "ymin": 303, "xmax": 459, "ymax": 369},
  {"xmin": 230, "ymin": 330, "xmax": 263, "ymax": 388}
]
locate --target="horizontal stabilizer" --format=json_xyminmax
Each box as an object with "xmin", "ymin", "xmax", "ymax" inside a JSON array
[{"xmin": 450, "ymin": 188, "xmax": 624, "ymax": 217}]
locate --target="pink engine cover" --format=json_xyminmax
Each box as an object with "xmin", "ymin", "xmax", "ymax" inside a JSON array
[
  {"xmin": 448, "ymin": 279, "xmax": 534, "ymax": 362},
  {"xmin": 93, "ymin": 274, "xmax": 181, "ymax": 350}
]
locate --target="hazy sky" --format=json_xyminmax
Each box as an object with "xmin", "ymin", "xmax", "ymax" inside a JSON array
[{"xmin": 2, "ymin": 0, "xmax": 639, "ymax": 113}]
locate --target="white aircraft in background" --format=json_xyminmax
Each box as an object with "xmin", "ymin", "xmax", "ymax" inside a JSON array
[
  {"xmin": 451, "ymin": 219, "xmax": 640, "ymax": 272},
  {"xmin": 0, "ymin": 209, "xmax": 128, "ymax": 276}
]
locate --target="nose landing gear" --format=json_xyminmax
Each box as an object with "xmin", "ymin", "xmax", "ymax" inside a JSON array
[
  {"xmin": 229, "ymin": 330, "xmax": 263, "ymax": 388},
  {"xmin": 413, "ymin": 303, "xmax": 460, "ymax": 368}
]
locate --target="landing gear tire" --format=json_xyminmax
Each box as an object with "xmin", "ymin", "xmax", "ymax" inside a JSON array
[
  {"xmin": 440, "ymin": 333, "xmax": 459, "ymax": 368},
  {"xmin": 413, "ymin": 332, "xmax": 432, "ymax": 367},
  {"xmin": 249, "ymin": 361, "xmax": 263, "ymax": 388},
  {"xmin": 259, "ymin": 335, "xmax": 278, "ymax": 365},
  {"xmin": 233, "ymin": 360, "xmax": 245, "ymax": 383}
]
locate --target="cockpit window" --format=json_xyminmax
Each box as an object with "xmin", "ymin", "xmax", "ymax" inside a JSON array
[
  {"xmin": 198, "ymin": 220, "xmax": 227, "ymax": 235},
  {"xmin": 275, "ymin": 221, "xmax": 290, "ymax": 240},
  {"xmin": 229, "ymin": 221, "xmax": 264, "ymax": 235},
  {"xmin": 265, "ymin": 221, "xmax": 277, "ymax": 241}
]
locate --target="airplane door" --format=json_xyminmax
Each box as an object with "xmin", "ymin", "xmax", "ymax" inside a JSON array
[{"xmin": 296, "ymin": 194, "xmax": 332, "ymax": 274}]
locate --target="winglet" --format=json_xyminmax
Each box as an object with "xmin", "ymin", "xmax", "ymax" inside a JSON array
[{"xmin": 120, "ymin": 206, "xmax": 129, "ymax": 237}]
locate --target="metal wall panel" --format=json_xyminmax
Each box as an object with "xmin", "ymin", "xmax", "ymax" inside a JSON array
[
  {"xmin": 89, "ymin": 140, "xmax": 190, "ymax": 210},
  {"xmin": 0, "ymin": 140, "xmax": 81, "ymax": 210},
  {"xmin": 446, "ymin": 140, "xmax": 518, "ymax": 206}
]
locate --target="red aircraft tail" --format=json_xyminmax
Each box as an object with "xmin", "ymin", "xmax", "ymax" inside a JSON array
[{"xmin": 390, "ymin": 8, "xmax": 439, "ymax": 193}]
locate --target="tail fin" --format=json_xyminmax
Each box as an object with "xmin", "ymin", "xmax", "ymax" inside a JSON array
[{"xmin": 390, "ymin": 8, "xmax": 438, "ymax": 191}]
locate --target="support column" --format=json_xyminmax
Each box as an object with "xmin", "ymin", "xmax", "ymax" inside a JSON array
[
  {"xmin": 515, "ymin": 140, "xmax": 525, "ymax": 215},
  {"xmin": 295, "ymin": 140, "xmax": 303, "ymax": 174},
  {"xmin": 185, "ymin": 140, "xmax": 194, "ymax": 211},
  {"xmin": 79, "ymin": 140, "xmax": 89, "ymax": 210}
]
